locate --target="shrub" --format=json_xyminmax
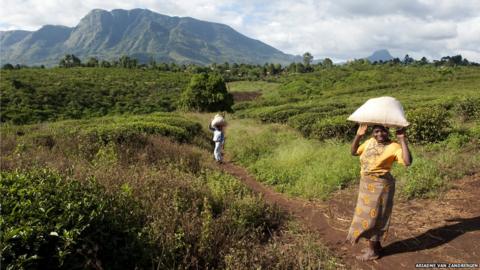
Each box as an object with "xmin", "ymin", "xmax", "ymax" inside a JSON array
[
  {"xmin": 407, "ymin": 106, "xmax": 450, "ymax": 143},
  {"xmin": 258, "ymin": 108, "xmax": 302, "ymax": 123},
  {"xmin": 287, "ymin": 112, "xmax": 325, "ymax": 137},
  {"xmin": 455, "ymin": 97, "xmax": 480, "ymax": 121},
  {"xmin": 0, "ymin": 169, "xmax": 151, "ymax": 269},
  {"xmin": 180, "ymin": 73, "xmax": 234, "ymax": 112},
  {"xmin": 470, "ymin": 122, "xmax": 480, "ymax": 140},
  {"xmin": 310, "ymin": 115, "xmax": 356, "ymax": 141}
]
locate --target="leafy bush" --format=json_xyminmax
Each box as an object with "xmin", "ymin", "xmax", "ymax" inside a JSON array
[
  {"xmin": 407, "ymin": 106, "xmax": 450, "ymax": 143},
  {"xmin": 0, "ymin": 169, "xmax": 150, "ymax": 269},
  {"xmin": 180, "ymin": 73, "xmax": 234, "ymax": 112},
  {"xmin": 257, "ymin": 108, "xmax": 302, "ymax": 123},
  {"xmin": 309, "ymin": 115, "xmax": 356, "ymax": 141},
  {"xmin": 470, "ymin": 122, "xmax": 480, "ymax": 140},
  {"xmin": 287, "ymin": 112, "xmax": 325, "ymax": 136},
  {"xmin": 455, "ymin": 97, "xmax": 480, "ymax": 121}
]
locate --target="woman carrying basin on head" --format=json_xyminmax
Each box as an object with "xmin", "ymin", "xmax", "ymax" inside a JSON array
[
  {"xmin": 209, "ymin": 114, "xmax": 226, "ymax": 163},
  {"xmin": 346, "ymin": 123, "xmax": 412, "ymax": 261}
]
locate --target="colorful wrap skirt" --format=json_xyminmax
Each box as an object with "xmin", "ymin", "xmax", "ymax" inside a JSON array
[{"xmin": 346, "ymin": 173, "xmax": 396, "ymax": 244}]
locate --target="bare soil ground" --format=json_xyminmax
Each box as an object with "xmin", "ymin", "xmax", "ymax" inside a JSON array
[{"xmin": 221, "ymin": 161, "xmax": 480, "ymax": 270}]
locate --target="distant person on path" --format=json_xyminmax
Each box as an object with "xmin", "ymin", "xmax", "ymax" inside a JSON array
[
  {"xmin": 209, "ymin": 120, "xmax": 225, "ymax": 163},
  {"xmin": 346, "ymin": 124, "xmax": 412, "ymax": 261}
]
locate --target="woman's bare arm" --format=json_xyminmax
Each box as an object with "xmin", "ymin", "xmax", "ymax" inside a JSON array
[
  {"xmin": 351, "ymin": 124, "xmax": 367, "ymax": 156},
  {"xmin": 396, "ymin": 128, "xmax": 412, "ymax": 166}
]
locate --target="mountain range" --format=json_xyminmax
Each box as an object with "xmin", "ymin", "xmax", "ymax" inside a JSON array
[{"xmin": 0, "ymin": 8, "xmax": 300, "ymax": 66}]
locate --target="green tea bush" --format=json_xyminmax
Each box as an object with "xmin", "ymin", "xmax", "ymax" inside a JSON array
[
  {"xmin": 231, "ymin": 101, "xmax": 253, "ymax": 111},
  {"xmin": 455, "ymin": 97, "xmax": 480, "ymax": 121},
  {"xmin": 277, "ymin": 79, "xmax": 314, "ymax": 97},
  {"xmin": 470, "ymin": 122, "xmax": 480, "ymax": 140},
  {"xmin": 0, "ymin": 169, "xmax": 151, "ymax": 269},
  {"xmin": 407, "ymin": 106, "xmax": 450, "ymax": 143},
  {"xmin": 15, "ymin": 113, "xmax": 204, "ymax": 146},
  {"xmin": 0, "ymin": 68, "xmax": 190, "ymax": 124},
  {"xmin": 287, "ymin": 112, "xmax": 325, "ymax": 136},
  {"xmin": 309, "ymin": 115, "xmax": 356, "ymax": 141},
  {"xmin": 258, "ymin": 108, "xmax": 302, "ymax": 123}
]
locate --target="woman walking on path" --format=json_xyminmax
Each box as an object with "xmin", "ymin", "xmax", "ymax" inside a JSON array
[
  {"xmin": 346, "ymin": 124, "xmax": 412, "ymax": 261},
  {"xmin": 208, "ymin": 122, "xmax": 225, "ymax": 163}
]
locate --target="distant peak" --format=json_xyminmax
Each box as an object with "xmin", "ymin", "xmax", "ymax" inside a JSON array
[
  {"xmin": 85, "ymin": 8, "xmax": 109, "ymax": 15},
  {"xmin": 367, "ymin": 49, "xmax": 394, "ymax": 62}
]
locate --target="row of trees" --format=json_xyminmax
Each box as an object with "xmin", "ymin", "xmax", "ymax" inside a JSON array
[
  {"xmin": 58, "ymin": 54, "xmax": 139, "ymax": 68},
  {"xmin": 3, "ymin": 53, "xmax": 477, "ymax": 79},
  {"xmin": 370, "ymin": 54, "xmax": 478, "ymax": 67}
]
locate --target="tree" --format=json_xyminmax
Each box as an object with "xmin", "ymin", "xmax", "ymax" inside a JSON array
[
  {"xmin": 323, "ymin": 58, "xmax": 333, "ymax": 68},
  {"xmin": 59, "ymin": 54, "xmax": 81, "ymax": 68},
  {"xmin": 2, "ymin": 63, "xmax": 14, "ymax": 70},
  {"xmin": 86, "ymin": 57, "xmax": 99, "ymax": 67},
  {"xmin": 295, "ymin": 63, "xmax": 305, "ymax": 73},
  {"xmin": 118, "ymin": 55, "xmax": 137, "ymax": 68},
  {"xmin": 303, "ymin": 52, "xmax": 313, "ymax": 67},
  {"xmin": 180, "ymin": 73, "xmax": 234, "ymax": 112},
  {"xmin": 99, "ymin": 60, "xmax": 111, "ymax": 68},
  {"xmin": 288, "ymin": 62, "xmax": 296, "ymax": 73},
  {"xmin": 148, "ymin": 57, "xmax": 157, "ymax": 69},
  {"xmin": 391, "ymin": 58, "xmax": 401, "ymax": 65},
  {"xmin": 403, "ymin": 54, "xmax": 414, "ymax": 65},
  {"xmin": 419, "ymin": 57, "xmax": 428, "ymax": 65},
  {"xmin": 450, "ymin": 55, "xmax": 463, "ymax": 66},
  {"xmin": 268, "ymin": 63, "xmax": 275, "ymax": 75},
  {"xmin": 274, "ymin": 63, "xmax": 282, "ymax": 74}
]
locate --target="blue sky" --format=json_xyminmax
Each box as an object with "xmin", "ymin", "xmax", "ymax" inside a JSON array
[{"xmin": 1, "ymin": 0, "xmax": 479, "ymax": 62}]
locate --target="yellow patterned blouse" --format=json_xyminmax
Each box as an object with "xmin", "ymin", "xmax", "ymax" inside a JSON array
[{"xmin": 357, "ymin": 137, "xmax": 405, "ymax": 176}]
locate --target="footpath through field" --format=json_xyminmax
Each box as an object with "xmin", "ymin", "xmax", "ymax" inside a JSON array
[{"xmin": 221, "ymin": 161, "xmax": 480, "ymax": 270}]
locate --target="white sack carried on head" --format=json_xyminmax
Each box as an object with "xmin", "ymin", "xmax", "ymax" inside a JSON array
[
  {"xmin": 211, "ymin": 114, "xmax": 225, "ymax": 127},
  {"xmin": 347, "ymin": 96, "xmax": 409, "ymax": 127}
]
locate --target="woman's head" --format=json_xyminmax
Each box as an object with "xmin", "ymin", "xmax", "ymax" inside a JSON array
[{"xmin": 372, "ymin": 125, "xmax": 390, "ymax": 143}]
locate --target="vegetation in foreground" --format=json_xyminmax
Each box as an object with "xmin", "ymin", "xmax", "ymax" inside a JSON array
[{"xmin": 0, "ymin": 113, "xmax": 340, "ymax": 269}]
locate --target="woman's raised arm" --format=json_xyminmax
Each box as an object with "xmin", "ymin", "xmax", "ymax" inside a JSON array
[
  {"xmin": 396, "ymin": 128, "xmax": 412, "ymax": 166},
  {"xmin": 351, "ymin": 124, "xmax": 367, "ymax": 156}
]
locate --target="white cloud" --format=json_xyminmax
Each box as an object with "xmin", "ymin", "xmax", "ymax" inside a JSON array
[{"xmin": 0, "ymin": 0, "xmax": 479, "ymax": 62}]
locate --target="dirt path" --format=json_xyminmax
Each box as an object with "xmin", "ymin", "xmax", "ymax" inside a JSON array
[{"xmin": 220, "ymin": 162, "xmax": 480, "ymax": 270}]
